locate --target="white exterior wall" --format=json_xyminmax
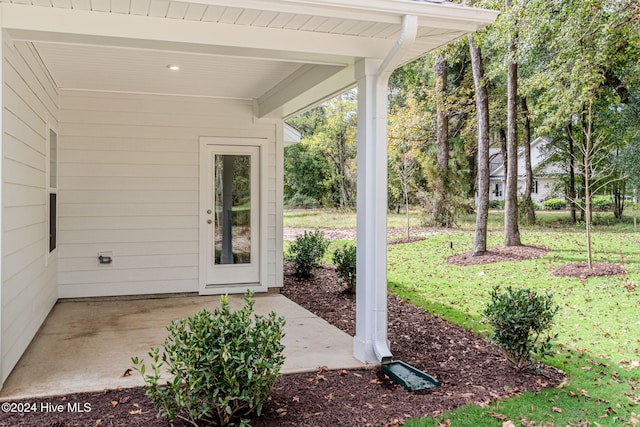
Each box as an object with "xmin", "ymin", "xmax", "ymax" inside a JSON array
[
  {"xmin": 489, "ymin": 177, "xmax": 558, "ymax": 205},
  {"xmin": 58, "ymin": 90, "xmax": 281, "ymax": 298},
  {"xmin": 1, "ymin": 38, "xmax": 58, "ymax": 383},
  {"xmin": 532, "ymin": 178, "xmax": 560, "ymax": 205}
]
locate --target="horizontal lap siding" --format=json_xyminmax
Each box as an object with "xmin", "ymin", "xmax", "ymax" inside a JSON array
[
  {"xmin": 2, "ymin": 40, "xmax": 59, "ymax": 383},
  {"xmin": 58, "ymin": 91, "xmax": 278, "ymax": 298}
]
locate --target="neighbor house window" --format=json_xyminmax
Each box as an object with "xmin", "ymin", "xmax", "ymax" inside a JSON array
[
  {"xmin": 533, "ymin": 180, "xmax": 539, "ymax": 194},
  {"xmin": 48, "ymin": 129, "xmax": 58, "ymax": 254},
  {"xmin": 493, "ymin": 183, "xmax": 503, "ymax": 197}
]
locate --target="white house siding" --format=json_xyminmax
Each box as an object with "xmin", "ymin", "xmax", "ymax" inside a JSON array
[
  {"xmin": 2, "ymin": 39, "xmax": 59, "ymax": 383},
  {"xmin": 532, "ymin": 178, "xmax": 560, "ymax": 206},
  {"xmin": 58, "ymin": 90, "xmax": 281, "ymax": 298}
]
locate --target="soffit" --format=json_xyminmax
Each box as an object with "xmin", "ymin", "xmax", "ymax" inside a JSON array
[
  {"xmin": 32, "ymin": 42, "xmax": 304, "ymax": 99},
  {"xmin": 2, "ymin": 0, "xmax": 498, "ymax": 114}
]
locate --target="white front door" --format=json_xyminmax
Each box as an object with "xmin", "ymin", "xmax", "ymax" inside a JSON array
[{"xmin": 201, "ymin": 143, "xmax": 261, "ymax": 291}]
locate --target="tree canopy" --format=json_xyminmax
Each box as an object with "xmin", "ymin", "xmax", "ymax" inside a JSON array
[{"xmin": 284, "ymin": 0, "xmax": 640, "ymax": 243}]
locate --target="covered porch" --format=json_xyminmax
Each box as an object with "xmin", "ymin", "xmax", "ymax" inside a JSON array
[
  {"xmin": 0, "ymin": 0, "xmax": 497, "ymax": 391},
  {"xmin": 0, "ymin": 293, "xmax": 363, "ymax": 399}
]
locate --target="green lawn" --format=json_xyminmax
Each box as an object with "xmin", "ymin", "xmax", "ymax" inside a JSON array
[
  {"xmin": 284, "ymin": 208, "xmax": 423, "ymax": 229},
  {"xmin": 388, "ymin": 230, "xmax": 639, "ymax": 363},
  {"xmin": 285, "ymin": 208, "xmax": 640, "ymax": 426},
  {"xmin": 285, "ymin": 207, "xmax": 640, "ymax": 233}
]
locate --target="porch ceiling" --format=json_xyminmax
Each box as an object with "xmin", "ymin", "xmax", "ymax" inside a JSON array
[
  {"xmin": 1, "ymin": 0, "xmax": 498, "ymax": 118},
  {"xmin": 32, "ymin": 42, "xmax": 306, "ymax": 100}
]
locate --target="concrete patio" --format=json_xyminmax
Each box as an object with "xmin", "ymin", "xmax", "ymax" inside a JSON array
[{"xmin": 0, "ymin": 293, "xmax": 366, "ymax": 400}]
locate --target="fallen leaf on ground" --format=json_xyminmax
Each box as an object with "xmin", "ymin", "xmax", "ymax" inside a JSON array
[
  {"xmin": 129, "ymin": 409, "xmax": 142, "ymax": 415},
  {"xmin": 502, "ymin": 421, "xmax": 516, "ymax": 427},
  {"xmin": 552, "ymin": 406, "xmax": 563, "ymax": 413},
  {"xmin": 121, "ymin": 368, "xmax": 132, "ymax": 377},
  {"xmin": 111, "ymin": 400, "xmax": 118, "ymax": 407},
  {"xmin": 489, "ymin": 411, "xmax": 508, "ymax": 420}
]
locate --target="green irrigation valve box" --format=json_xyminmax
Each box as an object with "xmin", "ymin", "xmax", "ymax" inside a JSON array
[{"xmin": 381, "ymin": 360, "xmax": 440, "ymax": 392}]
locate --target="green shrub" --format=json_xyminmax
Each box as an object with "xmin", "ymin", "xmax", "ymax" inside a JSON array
[
  {"xmin": 132, "ymin": 292, "xmax": 285, "ymax": 427},
  {"xmin": 286, "ymin": 229, "xmax": 329, "ymax": 278},
  {"xmin": 592, "ymin": 196, "xmax": 612, "ymax": 211},
  {"xmin": 483, "ymin": 286, "xmax": 559, "ymax": 371},
  {"xmin": 284, "ymin": 192, "xmax": 322, "ymax": 209},
  {"xmin": 543, "ymin": 198, "xmax": 567, "ymax": 210},
  {"xmin": 488, "ymin": 200, "xmax": 505, "ymax": 209},
  {"xmin": 333, "ymin": 244, "xmax": 357, "ymax": 293}
]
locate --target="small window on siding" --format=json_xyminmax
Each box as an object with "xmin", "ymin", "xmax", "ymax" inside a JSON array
[
  {"xmin": 48, "ymin": 129, "xmax": 58, "ymax": 254},
  {"xmin": 49, "ymin": 193, "xmax": 57, "ymax": 252},
  {"xmin": 50, "ymin": 129, "xmax": 58, "ymax": 188}
]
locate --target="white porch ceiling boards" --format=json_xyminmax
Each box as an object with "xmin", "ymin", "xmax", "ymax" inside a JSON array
[
  {"xmin": 32, "ymin": 42, "xmax": 304, "ymax": 99},
  {"xmin": 0, "ymin": 0, "xmax": 498, "ymax": 116}
]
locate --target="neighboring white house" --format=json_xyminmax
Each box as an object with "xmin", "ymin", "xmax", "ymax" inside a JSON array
[
  {"xmin": 0, "ymin": 0, "xmax": 497, "ymax": 387},
  {"xmin": 489, "ymin": 137, "xmax": 564, "ymax": 205}
]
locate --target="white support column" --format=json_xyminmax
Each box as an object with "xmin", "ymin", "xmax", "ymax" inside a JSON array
[
  {"xmin": 0, "ymin": 12, "xmax": 4, "ymax": 387},
  {"xmin": 353, "ymin": 15, "xmax": 417, "ymax": 364},
  {"xmin": 353, "ymin": 58, "xmax": 390, "ymax": 363}
]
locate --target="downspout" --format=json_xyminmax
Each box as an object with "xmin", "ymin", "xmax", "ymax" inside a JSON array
[
  {"xmin": 376, "ymin": 15, "xmax": 418, "ymax": 83},
  {"xmin": 371, "ymin": 14, "xmax": 418, "ymax": 363}
]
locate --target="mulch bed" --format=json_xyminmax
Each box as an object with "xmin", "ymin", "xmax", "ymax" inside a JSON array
[
  {"xmin": 0, "ymin": 261, "xmax": 566, "ymax": 427},
  {"xmin": 551, "ymin": 262, "xmax": 627, "ymax": 278},
  {"xmin": 446, "ymin": 245, "xmax": 626, "ymax": 281},
  {"xmin": 446, "ymin": 245, "xmax": 550, "ymax": 266}
]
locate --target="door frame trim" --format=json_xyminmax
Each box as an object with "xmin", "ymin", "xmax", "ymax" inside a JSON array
[{"xmin": 198, "ymin": 137, "xmax": 268, "ymax": 295}]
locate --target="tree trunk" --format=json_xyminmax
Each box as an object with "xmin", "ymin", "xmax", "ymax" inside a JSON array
[
  {"xmin": 567, "ymin": 124, "xmax": 577, "ymax": 224},
  {"xmin": 337, "ymin": 133, "xmax": 350, "ymax": 209},
  {"xmin": 404, "ymin": 185, "xmax": 410, "ymax": 240},
  {"xmin": 580, "ymin": 111, "xmax": 588, "ymax": 223},
  {"xmin": 469, "ymin": 34, "xmax": 490, "ymax": 256},
  {"xmin": 521, "ymin": 97, "xmax": 535, "ymax": 224},
  {"xmin": 612, "ymin": 180, "xmax": 625, "ymax": 219},
  {"xmin": 583, "ymin": 106, "xmax": 593, "ymax": 269},
  {"xmin": 504, "ymin": 1, "xmax": 521, "ymax": 247},
  {"xmin": 499, "ymin": 128, "xmax": 508, "ymax": 178},
  {"xmin": 434, "ymin": 53, "xmax": 450, "ymax": 227}
]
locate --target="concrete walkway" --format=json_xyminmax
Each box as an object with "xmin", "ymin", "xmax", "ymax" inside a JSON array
[{"xmin": 0, "ymin": 293, "xmax": 367, "ymax": 400}]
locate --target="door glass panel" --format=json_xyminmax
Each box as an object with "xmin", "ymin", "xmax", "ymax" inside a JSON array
[{"xmin": 214, "ymin": 154, "xmax": 251, "ymax": 264}]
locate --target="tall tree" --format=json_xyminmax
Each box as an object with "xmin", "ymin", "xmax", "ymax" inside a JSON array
[
  {"xmin": 433, "ymin": 53, "xmax": 451, "ymax": 226},
  {"xmin": 312, "ymin": 95, "xmax": 357, "ymax": 208},
  {"xmin": 388, "ymin": 94, "xmax": 430, "ymax": 238},
  {"xmin": 503, "ymin": 0, "xmax": 521, "ymax": 246},
  {"xmin": 469, "ymin": 33, "xmax": 491, "ymax": 256},
  {"xmin": 521, "ymin": 96, "xmax": 536, "ymax": 224},
  {"xmin": 523, "ymin": 0, "xmax": 640, "ymax": 266}
]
